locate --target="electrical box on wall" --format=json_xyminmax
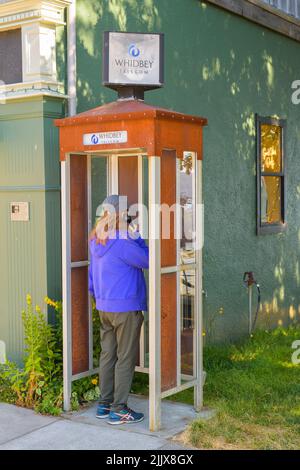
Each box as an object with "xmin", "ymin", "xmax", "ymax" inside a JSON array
[
  {"xmin": 10, "ymin": 202, "xmax": 30, "ymax": 222},
  {"xmin": 0, "ymin": 340, "xmax": 6, "ymax": 364}
]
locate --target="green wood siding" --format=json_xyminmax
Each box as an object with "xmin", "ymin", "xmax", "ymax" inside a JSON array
[{"xmin": 0, "ymin": 97, "xmax": 64, "ymax": 362}]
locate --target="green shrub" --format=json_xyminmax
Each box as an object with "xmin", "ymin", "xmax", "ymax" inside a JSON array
[
  {"xmin": 1, "ymin": 295, "xmax": 63, "ymax": 410},
  {"xmin": 0, "ymin": 295, "xmax": 101, "ymax": 415},
  {"xmin": 0, "ymin": 367, "xmax": 17, "ymax": 403}
]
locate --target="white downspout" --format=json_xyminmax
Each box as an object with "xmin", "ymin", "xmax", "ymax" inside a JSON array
[
  {"xmin": 67, "ymin": 0, "xmax": 77, "ymax": 116},
  {"xmin": 62, "ymin": 0, "xmax": 76, "ymax": 411}
]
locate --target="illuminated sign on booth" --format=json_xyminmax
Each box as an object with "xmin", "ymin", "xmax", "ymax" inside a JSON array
[{"xmin": 103, "ymin": 31, "xmax": 164, "ymax": 89}]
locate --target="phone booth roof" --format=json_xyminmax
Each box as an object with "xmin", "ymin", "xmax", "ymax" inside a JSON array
[{"xmin": 54, "ymin": 99, "xmax": 207, "ymax": 160}]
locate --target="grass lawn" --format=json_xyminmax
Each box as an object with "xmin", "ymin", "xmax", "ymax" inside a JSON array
[{"xmin": 132, "ymin": 326, "xmax": 300, "ymax": 450}]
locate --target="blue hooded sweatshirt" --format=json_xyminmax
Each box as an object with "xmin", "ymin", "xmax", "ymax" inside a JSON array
[{"xmin": 88, "ymin": 231, "xmax": 149, "ymax": 312}]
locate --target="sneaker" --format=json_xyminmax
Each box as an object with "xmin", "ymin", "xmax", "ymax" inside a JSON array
[
  {"xmin": 96, "ymin": 403, "xmax": 111, "ymax": 419},
  {"xmin": 108, "ymin": 406, "xmax": 144, "ymax": 425}
]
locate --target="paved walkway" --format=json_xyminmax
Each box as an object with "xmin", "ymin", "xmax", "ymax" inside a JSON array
[{"xmin": 0, "ymin": 395, "xmax": 211, "ymax": 450}]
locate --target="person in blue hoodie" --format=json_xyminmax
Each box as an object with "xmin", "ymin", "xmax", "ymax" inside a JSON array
[{"xmin": 89, "ymin": 195, "xmax": 149, "ymax": 425}]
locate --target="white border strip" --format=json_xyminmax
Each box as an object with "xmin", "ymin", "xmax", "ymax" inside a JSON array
[
  {"xmin": 149, "ymin": 156, "xmax": 161, "ymax": 432},
  {"xmin": 194, "ymin": 158, "xmax": 204, "ymax": 411},
  {"xmin": 62, "ymin": 155, "xmax": 72, "ymax": 411}
]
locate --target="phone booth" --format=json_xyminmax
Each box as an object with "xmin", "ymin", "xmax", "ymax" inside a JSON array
[{"xmin": 55, "ymin": 97, "xmax": 207, "ymax": 430}]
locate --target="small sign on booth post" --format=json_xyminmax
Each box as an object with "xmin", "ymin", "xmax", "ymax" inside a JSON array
[
  {"xmin": 0, "ymin": 340, "xmax": 6, "ymax": 364},
  {"xmin": 83, "ymin": 130, "xmax": 128, "ymax": 146},
  {"xmin": 10, "ymin": 202, "xmax": 30, "ymax": 222}
]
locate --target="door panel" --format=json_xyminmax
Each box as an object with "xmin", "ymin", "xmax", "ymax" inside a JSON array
[
  {"xmin": 69, "ymin": 155, "xmax": 108, "ymax": 377},
  {"xmin": 70, "ymin": 155, "xmax": 88, "ymax": 262},
  {"xmin": 71, "ymin": 266, "xmax": 89, "ymax": 375},
  {"xmin": 117, "ymin": 156, "xmax": 141, "ymax": 365},
  {"xmin": 70, "ymin": 155, "xmax": 89, "ymax": 375},
  {"xmin": 118, "ymin": 156, "xmax": 138, "ymax": 208},
  {"xmin": 91, "ymin": 157, "xmax": 108, "ymax": 224},
  {"xmin": 161, "ymin": 273, "xmax": 177, "ymax": 391},
  {"xmin": 160, "ymin": 149, "xmax": 177, "ymax": 390},
  {"xmin": 161, "ymin": 150, "xmax": 177, "ymax": 268}
]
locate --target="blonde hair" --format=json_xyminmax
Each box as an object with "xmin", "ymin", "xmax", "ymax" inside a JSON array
[{"xmin": 89, "ymin": 211, "xmax": 123, "ymax": 245}]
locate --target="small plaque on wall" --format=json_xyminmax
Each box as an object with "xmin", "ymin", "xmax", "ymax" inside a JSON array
[{"xmin": 10, "ymin": 202, "xmax": 30, "ymax": 222}]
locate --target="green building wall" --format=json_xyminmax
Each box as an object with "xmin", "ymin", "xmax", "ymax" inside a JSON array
[
  {"xmin": 1, "ymin": 0, "xmax": 300, "ymax": 363},
  {"xmin": 0, "ymin": 97, "xmax": 64, "ymax": 362},
  {"xmin": 75, "ymin": 0, "xmax": 300, "ymax": 341}
]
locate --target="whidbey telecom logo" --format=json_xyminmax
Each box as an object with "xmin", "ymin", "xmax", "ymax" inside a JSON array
[
  {"xmin": 113, "ymin": 43, "xmax": 154, "ymax": 75},
  {"xmin": 128, "ymin": 44, "xmax": 140, "ymax": 57}
]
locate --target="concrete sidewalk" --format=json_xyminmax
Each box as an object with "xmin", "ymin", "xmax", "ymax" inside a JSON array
[{"xmin": 0, "ymin": 395, "xmax": 210, "ymax": 450}]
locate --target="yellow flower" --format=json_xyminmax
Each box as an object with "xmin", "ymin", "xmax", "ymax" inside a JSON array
[
  {"xmin": 91, "ymin": 378, "xmax": 98, "ymax": 385},
  {"xmin": 202, "ymin": 331, "xmax": 206, "ymax": 337},
  {"xmin": 44, "ymin": 296, "xmax": 57, "ymax": 308},
  {"xmin": 35, "ymin": 305, "xmax": 41, "ymax": 313},
  {"xmin": 26, "ymin": 294, "xmax": 32, "ymax": 305}
]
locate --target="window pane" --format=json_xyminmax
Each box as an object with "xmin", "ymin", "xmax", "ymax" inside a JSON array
[
  {"xmin": 181, "ymin": 269, "xmax": 195, "ymax": 376},
  {"xmin": 91, "ymin": 157, "xmax": 108, "ymax": 224},
  {"xmin": 261, "ymin": 124, "xmax": 282, "ymax": 173},
  {"xmin": 0, "ymin": 29, "xmax": 22, "ymax": 84},
  {"xmin": 261, "ymin": 176, "xmax": 282, "ymax": 224},
  {"xmin": 179, "ymin": 152, "xmax": 195, "ymax": 265}
]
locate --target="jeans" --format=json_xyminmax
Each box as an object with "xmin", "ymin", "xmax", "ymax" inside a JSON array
[{"xmin": 98, "ymin": 310, "xmax": 144, "ymax": 412}]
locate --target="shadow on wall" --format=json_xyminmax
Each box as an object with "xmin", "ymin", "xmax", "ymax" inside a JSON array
[{"xmin": 70, "ymin": 0, "xmax": 300, "ymax": 342}]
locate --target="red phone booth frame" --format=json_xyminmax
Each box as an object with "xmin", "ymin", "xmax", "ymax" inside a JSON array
[{"xmin": 55, "ymin": 99, "xmax": 207, "ymax": 431}]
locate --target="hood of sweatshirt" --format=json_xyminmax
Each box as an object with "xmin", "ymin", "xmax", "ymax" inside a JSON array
[
  {"xmin": 89, "ymin": 237, "xmax": 118, "ymax": 258},
  {"xmin": 89, "ymin": 230, "xmax": 135, "ymax": 258}
]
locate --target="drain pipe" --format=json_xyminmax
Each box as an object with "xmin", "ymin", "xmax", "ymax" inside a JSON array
[
  {"xmin": 62, "ymin": 0, "xmax": 76, "ymax": 412},
  {"xmin": 67, "ymin": 0, "xmax": 77, "ymax": 116}
]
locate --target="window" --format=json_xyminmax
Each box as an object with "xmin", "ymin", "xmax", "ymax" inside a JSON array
[
  {"xmin": 179, "ymin": 152, "xmax": 196, "ymax": 377},
  {"xmin": 0, "ymin": 29, "xmax": 22, "ymax": 84},
  {"xmin": 256, "ymin": 115, "xmax": 287, "ymax": 235},
  {"xmin": 261, "ymin": 0, "xmax": 300, "ymax": 20}
]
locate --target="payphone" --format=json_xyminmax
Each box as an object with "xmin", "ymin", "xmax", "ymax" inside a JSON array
[
  {"xmin": 55, "ymin": 31, "xmax": 207, "ymax": 431},
  {"xmin": 55, "ymin": 98, "xmax": 207, "ymax": 431}
]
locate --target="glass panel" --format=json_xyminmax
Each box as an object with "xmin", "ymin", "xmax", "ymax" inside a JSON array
[
  {"xmin": 91, "ymin": 157, "xmax": 108, "ymax": 225},
  {"xmin": 118, "ymin": 156, "xmax": 138, "ymax": 208},
  {"xmin": 91, "ymin": 157, "xmax": 108, "ymax": 372},
  {"xmin": 261, "ymin": 176, "xmax": 282, "ymax": 224},
  {"xmin": 180, "ymin": 269, "xmax": 195, "ymax": 377},
  {"xmin": 261, "ymin": 124, "xmax": 282, "ymax": 173},
  {"xmin": 179, "ymin": 152, "xmax": 195, "ymax": 266}
]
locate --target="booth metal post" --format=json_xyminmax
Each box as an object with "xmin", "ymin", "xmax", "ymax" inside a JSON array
[
  {"xmin": 87, "ymin": 155, "xmax": 94, "ymax": 371},
  {"xmin": 138, "ymin": 154, "xmax": 146, "ymax": 370},
  {"xmin": 194, "ymin": 159, "xmax": 204, "ymax": 411},
  {"xmin": 149, "ymin": 156, "xmax": 161, "ymax": 432},
  {"xmin": 61, "ymin": 155, "xmax": 72, "ymax": 411}
]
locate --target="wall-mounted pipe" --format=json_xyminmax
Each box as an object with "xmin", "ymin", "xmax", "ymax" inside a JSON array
[
  {"xmin": 67, "ymin": 0, "xmax": 77, "ymax": 116},
  {"xmin": 243, "ymin": 272, "xmax": 261, "ymax": 335}
]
